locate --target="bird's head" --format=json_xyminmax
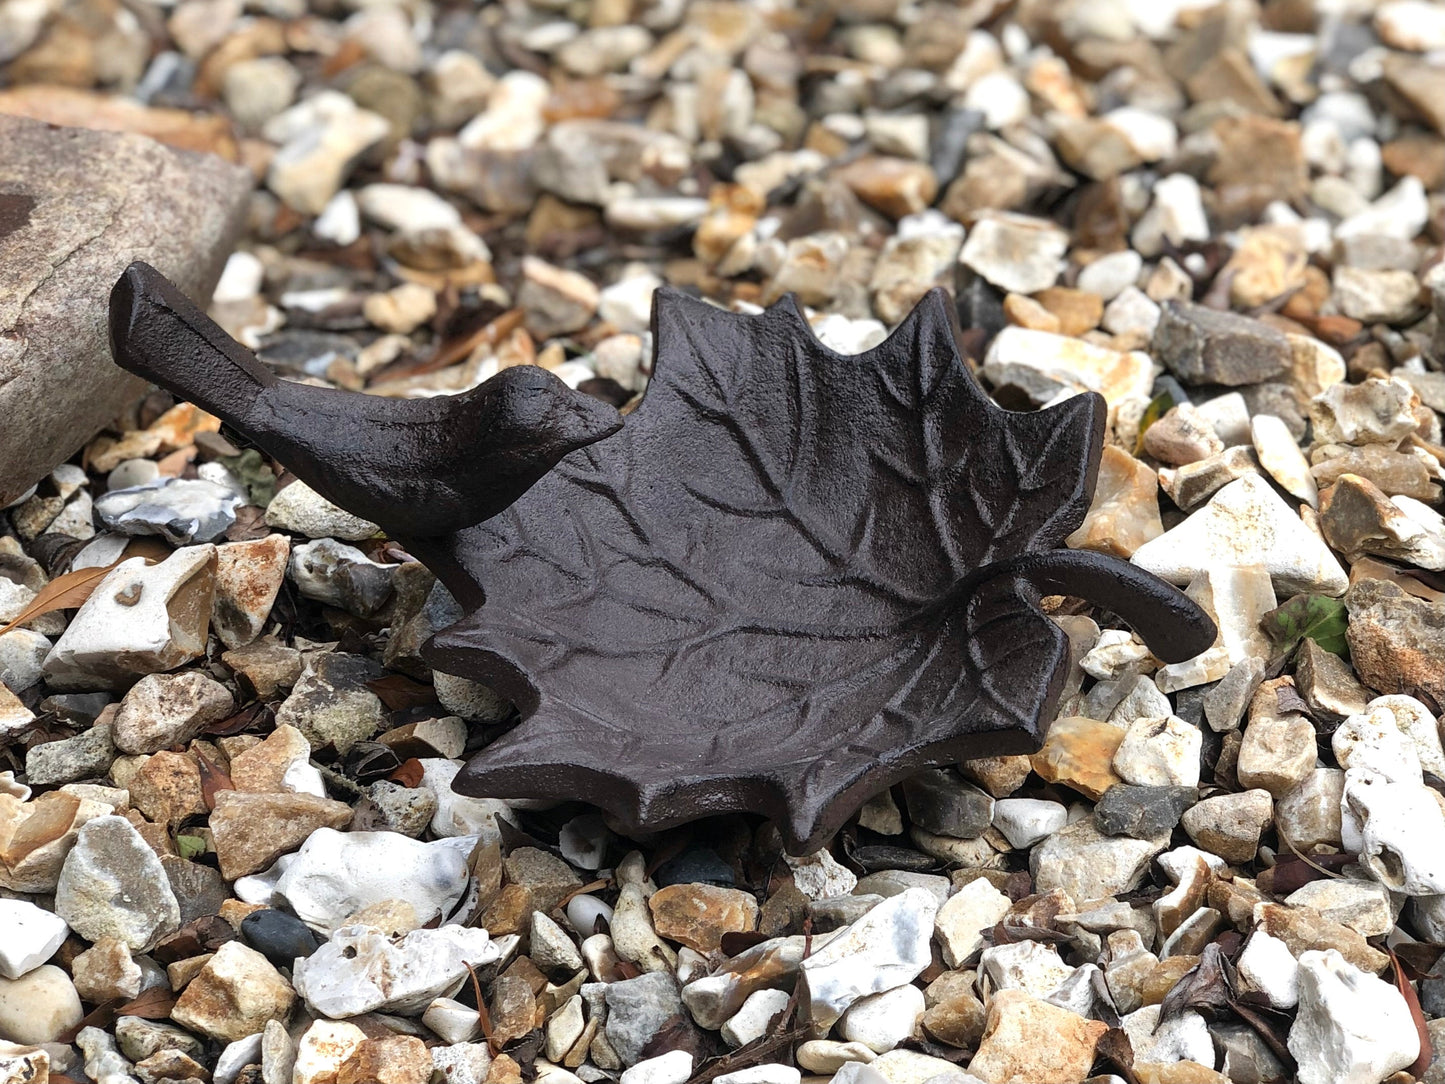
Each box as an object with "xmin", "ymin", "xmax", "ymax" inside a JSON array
[{"xmin": 486, "ymin": 364, "xmax": 623, "ymax": 467}]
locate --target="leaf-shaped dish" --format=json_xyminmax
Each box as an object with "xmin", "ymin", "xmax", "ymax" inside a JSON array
[
  {"xmin": 108, "ymin": 267, "xmax": 1214, "ymax": 852},
  {"xmin": 409, "ymin": 288, "xmax": 1215, "ymax": 851}
]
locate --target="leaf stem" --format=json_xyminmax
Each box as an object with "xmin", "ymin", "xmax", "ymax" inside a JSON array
[{"xmin": 937, "ymin": 549, "xmax": 1218, "ymax": 665}]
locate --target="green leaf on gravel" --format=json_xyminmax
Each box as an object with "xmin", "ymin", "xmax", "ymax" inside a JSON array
[
  {"xmin": 1134, "ymin": 390, "xmax": 1176, "ymax": 455},
  {"xmin": 1262, "ymin": 592, "xmax": 1350, "ymax": 657},
  {"xmin": 218, "ymin": 448, "xmax": 277, "ymax": 508}
]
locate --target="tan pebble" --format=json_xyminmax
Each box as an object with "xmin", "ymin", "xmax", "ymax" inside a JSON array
[
  {"xmin": 1034, "ymin": 286, "xmax": 1104, "ymax": 336},
  {"xmin": 1003, "ymin": 293, "xmax": 1061, "ymax": 333}
]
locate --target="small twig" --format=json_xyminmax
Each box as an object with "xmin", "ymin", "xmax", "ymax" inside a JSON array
[
  {"xmin": 1408, "ymin": 432, "xmax": 1445, "ymax": 468},
  {"xmin": 557, "ymin": 879, "xmax": 611, "ymax": 912},
  {"xmin": 464, "ymin": 962, "xmax": 497, "ymax": 1054},
  {"xmin": 1276, "ymin": 825, "xmax": 1344, "ymax": 881}
]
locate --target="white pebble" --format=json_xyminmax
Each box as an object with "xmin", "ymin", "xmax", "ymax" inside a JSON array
[
  {"xmin": 566, "ymin": 894, "xmax": 615, "ymax": 935},
  {"xmin": 212, "ymin": 251, "xmax": 265, "ymax": 304},
  {"xmin": 0, "ymin": 898, "xmax": 69, "ymax": 979},
  {"xmin": 1288, "ymin": 949, "xmax": 1419, "ymax": 1084},
  {"xmin": 1235, "ymin": 930, "xmax": 1299, "ymax": 1008},
  {"xmin": 620, "ymin": 1050, "xmax": 693, "ymax": 1084},
  {"xmin": 837, "ymin": 984, "xmax": 925, "ymax": 1053},
  {"xmin": 720, "ymin": 988, "xmax": 792, "ymax": 1048}
]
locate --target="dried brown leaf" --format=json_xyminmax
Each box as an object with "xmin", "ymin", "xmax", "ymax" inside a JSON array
[
  {"xmin": 194, "ymin": 747, "xmax": 234, "ymax": 811},
  {"xmin": 464, "ymin": 961, "xmax": 496, "ymax": 1054},
  {"xmin": 496, "ymin": 816, "xmax": 548, "ymax": 855},
  {"xmin": 995, "ymin": 923, "xmax": 1072, "ymax": 945},
  {"xmin": 385, "ymin": 307, "xmax": 522, "ymax": 381},
  {"xmin": 117, "ymin": 986, "xmax": 178, "ymax": 1018},
  {"xmin": 639, "ymin": 1012, "xmax": 705, "ymax": 1062},
  {"xmin": 119, "ymin": 537, "xmax": 173, "ymax": 563},
  {"xmin": 1227, "ymin": 999, "xmax": 1296, "ymax": 1073},
  {"xmin": 1159, "ymin": 943, "xmax": 1232, "ymax": 1025},
  {"xmin": 389, "ymin": 757, "xmax": 426, "ymax": 788},
  {"xmin": 465, "ymin": 837, "xmax": 504, "ymax": 926},
  {"xmin": 153, "ymin": 915, "xmax": 236, "ymax": 964},
  {"xmin": 1390, "ymin": 947, "xmax": 1433, "ymax": 1077},
  {"xmin": 720, "ymin": 931, "xmax": 771, "ymax": 956},
  {"xmin": 0, "ymin": 539, "xmax": 167, "ymax": 637},
  {"xmin": 1260, "ymin": 839, "xmax": 1353, "ymax": 894},
  {"xmin": 56, "ymin": 999, "xmax": 120, "ymax": 1043},
  {"xmin": 366, "ymin": 673, "xmax": 440, "ymax": 711},
  {"xmin": 687, "ymin": 1010, "xmax": 803, "ymax": 1084},
  {"xmin": 342, "ymin": 741, "xmax": 401, "ymax": 782},
  {"xmin": 508, "ymin": 1034, "xmax": 544, "ymax": 1074},
  {"xmin": 1394, "ymin": 942, "xmax": 1445, "ymax": 980},
  {"xmin": 0, "ymin": 565, "xmax": 118, "ymax": 637},
  {"xmin": 223, "ymin": 504, "xmax": 273, "ymax": 541},
  {"xmin": 204, "ymin": 702, "xmax": 272, "ymax": 736},
  {"xmin": 1093, "ymin": 1027, "xmax": 1138, "ymax": 1084}
]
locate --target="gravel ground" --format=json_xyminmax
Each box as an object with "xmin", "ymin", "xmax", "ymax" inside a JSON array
[{"xmin": 4, "ymin": 1, "xmax": 1445, "ymax": 1083}]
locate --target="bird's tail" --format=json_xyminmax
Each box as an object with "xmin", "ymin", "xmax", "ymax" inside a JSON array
[{"xmin": 109, "ymin": 261, "xmax": 278, "ymax": 431}]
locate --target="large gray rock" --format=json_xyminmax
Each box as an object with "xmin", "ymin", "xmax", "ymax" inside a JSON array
[
  {"xmin": 604, "ymin": 971, "xmax": 687, "ymax": 1066},
  {"xmin": 0, "ymin": 115, "xmax": 250, "ymax": 506},
  {"xmin": 1152, "ymin": 301, "xmax": 1291, "ymax": 387},
  {"xmin": 1347, "ymin": 579, "xmax": 1445, "ymax": 707},
  {"xmin": 54, "ymin": 815, "xmax": 181, "ymax": 953}
]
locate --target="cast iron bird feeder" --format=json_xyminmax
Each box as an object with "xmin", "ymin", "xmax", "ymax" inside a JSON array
[{"xmin": 110, "ymin": 262, "xmax": 1216, "ymax": 853}]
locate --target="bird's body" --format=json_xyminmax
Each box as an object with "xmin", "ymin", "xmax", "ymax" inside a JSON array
[{"xmin": 108, "ymin": 262, "xmax": 622, "ymax": 539}]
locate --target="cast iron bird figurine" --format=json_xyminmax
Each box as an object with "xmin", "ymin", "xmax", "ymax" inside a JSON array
[
  {"xmin": 108, "ymin": 266, "xmax": 1216, "ymax": 852},
  {"xmin": 108, "ymin": 261, "xmax": 622, "ymax": 539}
]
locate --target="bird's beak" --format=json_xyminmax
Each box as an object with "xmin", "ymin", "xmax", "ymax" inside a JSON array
[{"xmin": 556, "ymin": 388, "xmax": 624, "ymax": 453}]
